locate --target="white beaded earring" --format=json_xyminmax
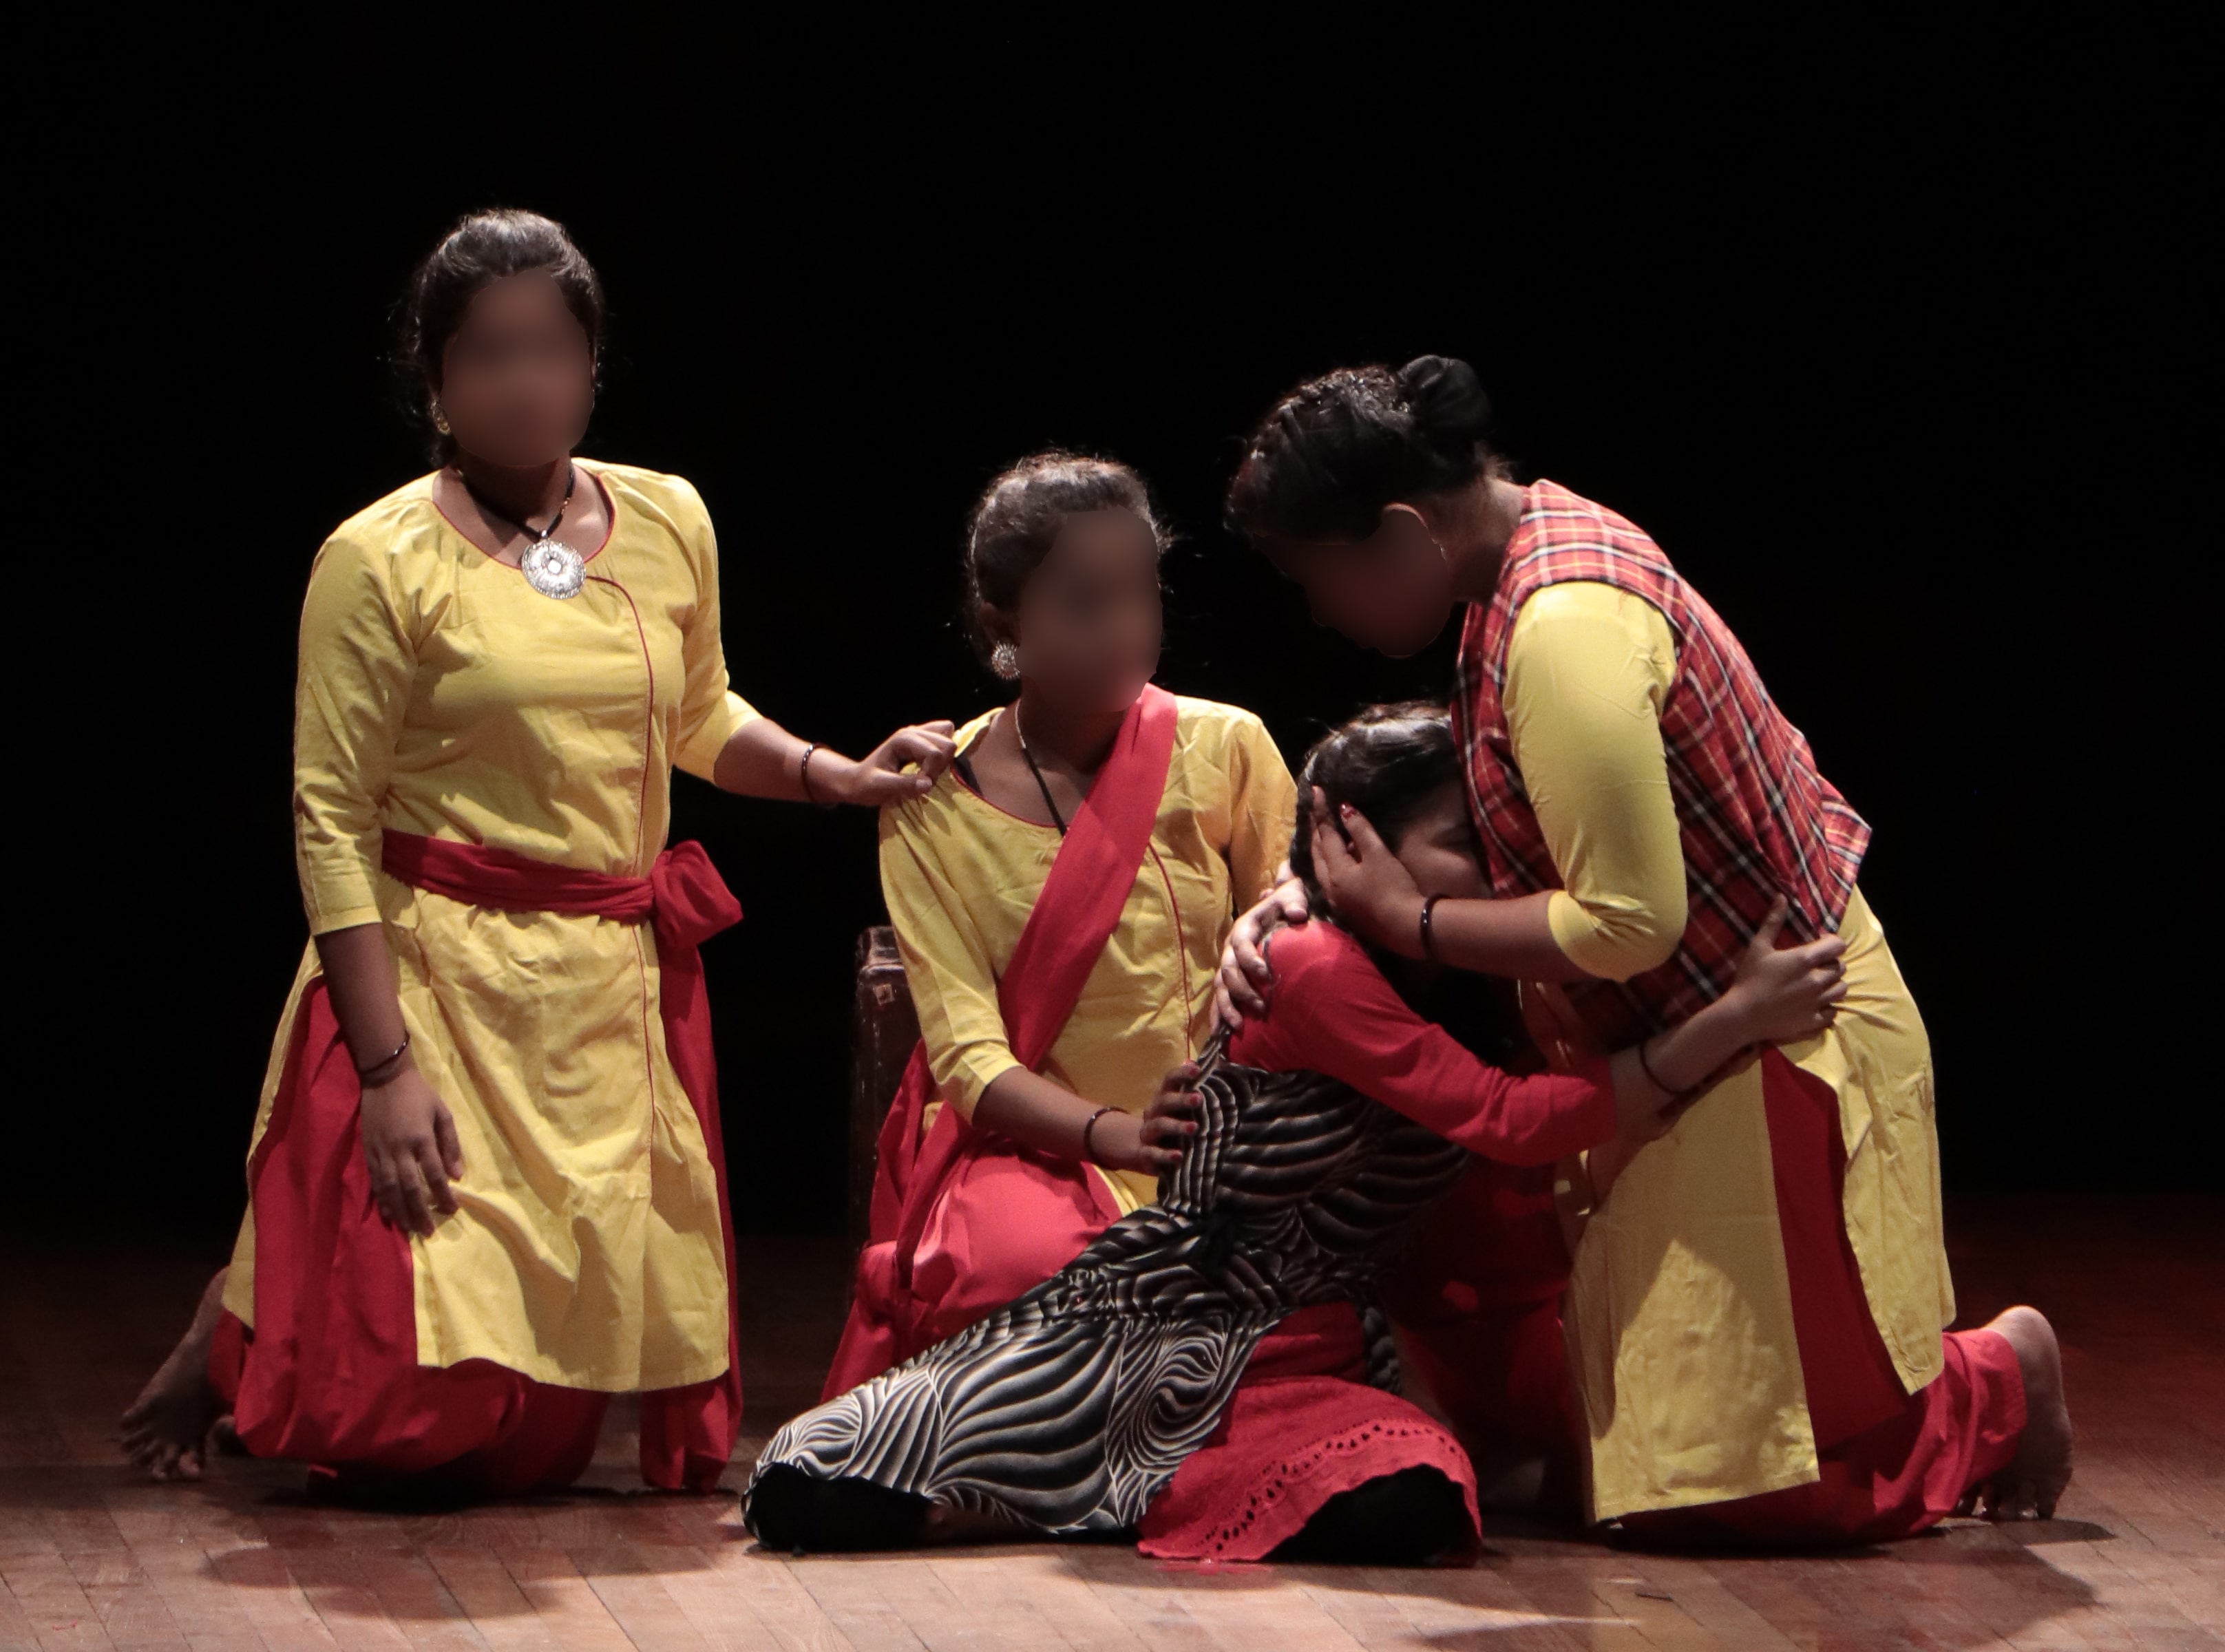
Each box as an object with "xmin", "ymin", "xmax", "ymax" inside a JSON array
[{"xmin": 990, "ymin": 641, "xmax": 1021, "ymax": 681}]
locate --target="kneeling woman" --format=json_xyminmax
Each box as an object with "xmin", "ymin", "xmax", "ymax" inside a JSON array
[
  {"xmin": 127, "ymin": 210, "xmax": 954, "ymax": 1496},
  {"xmin": 1221, "ymin": 357, "xmax": 2071, "ymax": 1540},
  {"xmin": 814, "ymin": 452, "xmax": 1490, "ymax": 1561}
]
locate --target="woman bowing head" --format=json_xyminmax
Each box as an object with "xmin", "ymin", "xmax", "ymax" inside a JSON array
[
  {"xmin": 121, "ymin": 209, "xmax": 955, "ymax": 1496},
  {"xmin": 1216, "ymin": 357, "xmax": 2072, "ymax": 1544}
]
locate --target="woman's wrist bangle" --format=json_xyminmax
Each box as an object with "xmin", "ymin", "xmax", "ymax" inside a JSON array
[
  {"xmin": 1081, "ymin": 1106, "xmax": 1118, "ymax": 1166},
  {"xmin": 356, "ymin": 1030, "xmax": 412, "ymax": 1086},
  {"xmin": 1418, "ymin": 893, "xmax": 1446, "ymax": 959},
  {"xmin": 799, "ymin": 743, "xmax": 841, "ymax": 809},
  {"xmin": 1635, "ymin": 1035, "xmax": 1679, "ymax": 1096}
]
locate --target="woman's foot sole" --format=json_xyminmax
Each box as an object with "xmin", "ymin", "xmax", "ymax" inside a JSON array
[
  {"xmin": 120, "ymin": 1268, "xmax": 230, "ymax": 1482},
  {"xmin": 1965, "ymin": 1305, "xmax": 2074, "ymax": 1521}
]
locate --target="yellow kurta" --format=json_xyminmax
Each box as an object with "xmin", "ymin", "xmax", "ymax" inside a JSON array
[
  {"xmin": 1506, "ymin": 582, "xmax": 1954, "ymax": 1521},
  {"xmin": 222, "ymin": 460, "xmax": 757, "ymax": 1392},
  {"xmin": 880, "ymin": 697, "xmax": 1296, "ymax": 1212}
]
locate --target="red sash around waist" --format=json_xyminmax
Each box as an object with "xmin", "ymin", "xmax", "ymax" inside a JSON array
[
  {"xmin": 376, "ymin": 829, "xmax": 746, "ymax": 1489},
  {"xmin": 379, "ymin": 832, "xmax": 743, "ymax": 955}
]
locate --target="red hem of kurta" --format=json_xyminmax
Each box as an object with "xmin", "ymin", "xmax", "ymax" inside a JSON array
[{"xmin": 1135, "ymin": 1302, "xmax": 1481, "ymax": 1562}]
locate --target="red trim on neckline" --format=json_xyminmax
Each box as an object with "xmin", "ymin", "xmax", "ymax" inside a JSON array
[{"xmin": 428, "ymin": 459, "xmax": 620, "ymax": 574}]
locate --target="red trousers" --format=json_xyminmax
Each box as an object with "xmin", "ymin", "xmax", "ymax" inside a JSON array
[
  {"xmin": 1618, "ymin": 1052, "xmax": 2026, "ymax": 1545},
  {"xmin": 1389, "ymin": 1158, "xmax": 1581, "ymax": 1501},
  {"xmin": 209, "ymin": 1311, "xmax": 609, "ymax": 1499},
  {"xmin": 209, "ymin": 969, "xmax": 737, "ymax": 1496}
]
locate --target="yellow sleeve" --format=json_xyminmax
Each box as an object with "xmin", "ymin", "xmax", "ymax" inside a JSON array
[
  {"xmin": 666, "ymin": 479, "xmax": 761, "ymax": 782},
  {"xmin": 293, "ymin": 534, "xmax": 413, "ymax": 935},
  {"xmin": 1225, "ymin": 711, "xmax": 1300, "ymax": 909},
  {"xmin": 1504, "ymin": 582, "xmax": 1689, "ymax": 981},
  {"xmin": 878, "ymin": 801, "xmax": 1021, "ymax": 1118}
]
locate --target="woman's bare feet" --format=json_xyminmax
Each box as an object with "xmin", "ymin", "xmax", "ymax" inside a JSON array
[
  {"xmin": 1972, "ymin": 1305, "xmax": 2074, "ymax": 1521},
  {"xmin": 120, "ymin": 1267, "xmax": 233, "ymax": 1482}
]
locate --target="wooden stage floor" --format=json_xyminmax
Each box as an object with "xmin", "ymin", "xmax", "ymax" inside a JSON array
[{"xmin": 3, "ymin": 1194, "xmax": 2218, "ymax": 1651}]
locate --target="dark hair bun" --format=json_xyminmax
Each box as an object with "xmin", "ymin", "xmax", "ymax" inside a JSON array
[
  {"xmin": 1396, "ymin": 355, "xmax": 1490, "ymax": 449},
  {"xmin": 1226, "ymin": 357, "xmax": 1503, "ymax": 544}
]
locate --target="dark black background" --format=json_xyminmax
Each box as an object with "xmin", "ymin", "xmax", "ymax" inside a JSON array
[{"xmin": 27, "ymin": 17, "xmax": 2213, "ymax": 1249}]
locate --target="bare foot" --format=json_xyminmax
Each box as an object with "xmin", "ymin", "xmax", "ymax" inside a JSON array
[
  {"xmin": 1974, "ymin": 1305, "xmax": 2074, "ymax": 1521},
  {"xmin": 120, "ymin": 1267, "xmax": 230, "ymax": 1482}
]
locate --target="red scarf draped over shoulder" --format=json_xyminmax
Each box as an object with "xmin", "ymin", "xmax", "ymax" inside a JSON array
[{"xmin": 822, "ymin": 685, "xmax": 1181, "ymax": 1399}]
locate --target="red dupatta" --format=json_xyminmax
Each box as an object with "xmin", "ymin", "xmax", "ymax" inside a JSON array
[{"xmin": 821, "ymin": 684, "xmax": 1182, "ymax": 1398}]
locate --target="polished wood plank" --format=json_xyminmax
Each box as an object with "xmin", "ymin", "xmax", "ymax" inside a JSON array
[{"xmin": 1, "ymin": 1197, "xmax": 2218, "ymax": 1652}]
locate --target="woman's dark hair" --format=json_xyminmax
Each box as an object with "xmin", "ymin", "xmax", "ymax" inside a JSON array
[
  {"xmin": 392, "ymin": 208, "xmax": 607, "ymax": 459},
  {"xmin": 961, "ymin": 450, "xmax": 1170, "ymax": 661},
  {"xmin": 1289, "ymin": 701, "xmax": 1465, "ymax": 913},
  {"xmin": 1225, "ymin": 355, "xmax": 1502, "ymax": 545}
]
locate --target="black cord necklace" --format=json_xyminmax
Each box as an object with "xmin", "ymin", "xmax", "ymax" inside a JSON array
[
  {"xmin": 1011, "ymin": 703, "xmax": 1069, "ymax": 836},
  {"xmin": 458, "ymin": 463, "xmax": 586, "ymax": 600}
]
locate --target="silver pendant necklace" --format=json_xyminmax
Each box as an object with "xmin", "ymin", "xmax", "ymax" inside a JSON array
[{"xmin": 460, "ymin": 463, "xmax": 587, "ymax": 599}]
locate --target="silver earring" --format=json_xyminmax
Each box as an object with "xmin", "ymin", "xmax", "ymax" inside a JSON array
[{"xmin": 990, "ymin": 641, "xmax": 1020, "ymax": 680}]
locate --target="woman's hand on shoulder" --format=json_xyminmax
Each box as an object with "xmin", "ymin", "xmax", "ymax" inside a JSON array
[
  {"xmin": 1215, "ymin": 872, "xmax": 1311, "ymax": 1029},
  {"xmin": 1720, "ymin": 897, "xmax": 1848, "ymax": 1045},
  {"xmin": 832, "ymin": 721, "xmax": 958, "ymax": 805}
]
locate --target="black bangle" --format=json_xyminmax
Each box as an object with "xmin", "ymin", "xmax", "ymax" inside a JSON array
[
  {"xmin": 357, "ymin": 1030, "xmax": 411, "ymax": 1083},
  {"xmin": 1418, "ymin": 894, "xmax": 1446, "ymax": 958},
  {"xmin": 798, "ymin": 743, "xmax": 839, "ymax": 809},
  {"xmin": 1081, "ymin": 1106, "xmax": 1117, "ymax": 1166},
  {"xmin": 1636, "ymin": 1036, "xmax": 1678, "ymax": 1095}
]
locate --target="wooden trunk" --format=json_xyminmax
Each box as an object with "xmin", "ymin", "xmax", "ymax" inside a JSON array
[{"xmin": 849, "ymin": 925, "xmax": 921, "ymax": 1248}]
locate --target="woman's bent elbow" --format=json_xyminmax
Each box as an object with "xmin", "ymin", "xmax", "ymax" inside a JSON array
[{"xmin": 1582, "ymin": 890, "xmax": 1688, "ymax": 981}]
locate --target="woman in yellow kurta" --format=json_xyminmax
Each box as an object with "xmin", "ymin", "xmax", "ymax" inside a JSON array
[
  {"xmin": 1217, "ymin": 356, "xmax": 2074, "ymax": 1540},
  {"xmin": 784, "ymin": 453, "xmax": 1491, "ymax": 1564},
  {"xmin": 120, "ymin": 209, "xmax": 956, "ymax": 1492},
  {"xmin": 888, "ymin": 694, "xmax": 1293, "ymax": 1218},
  {"xmin": 822, "ymin": 453, "xmax": 1298, "ymax": 1381}
]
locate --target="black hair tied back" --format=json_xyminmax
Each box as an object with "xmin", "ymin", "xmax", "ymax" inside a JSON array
[
  {"xmin": 392, "ymin": 207, "xmax": 607, "ymax": 461},
  {"xmin": 960, "ymin": 451, "xmax": 1168, "ymax": 664},
  {"xmin": 1226, "ymin": 354, "xmax": 1502, "ymax": 545},
  {"xmin": 1394, "ymin": 354, "xmax": 1492, "ymax": 457}
]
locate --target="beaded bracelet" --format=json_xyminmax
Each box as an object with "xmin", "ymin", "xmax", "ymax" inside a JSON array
[
  {"xmin": 799, "ymin": 743, "xmax": 839, "ymax": 809},
  {"xmin": 357, "ymin": 1030, "xmax": 412, "ymax": 1085}
]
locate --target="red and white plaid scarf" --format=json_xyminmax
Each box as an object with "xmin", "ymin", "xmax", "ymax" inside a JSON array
[{"xmin": 1451, "ymin": 480, "xmax": 1869, "ymax": 1046}]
